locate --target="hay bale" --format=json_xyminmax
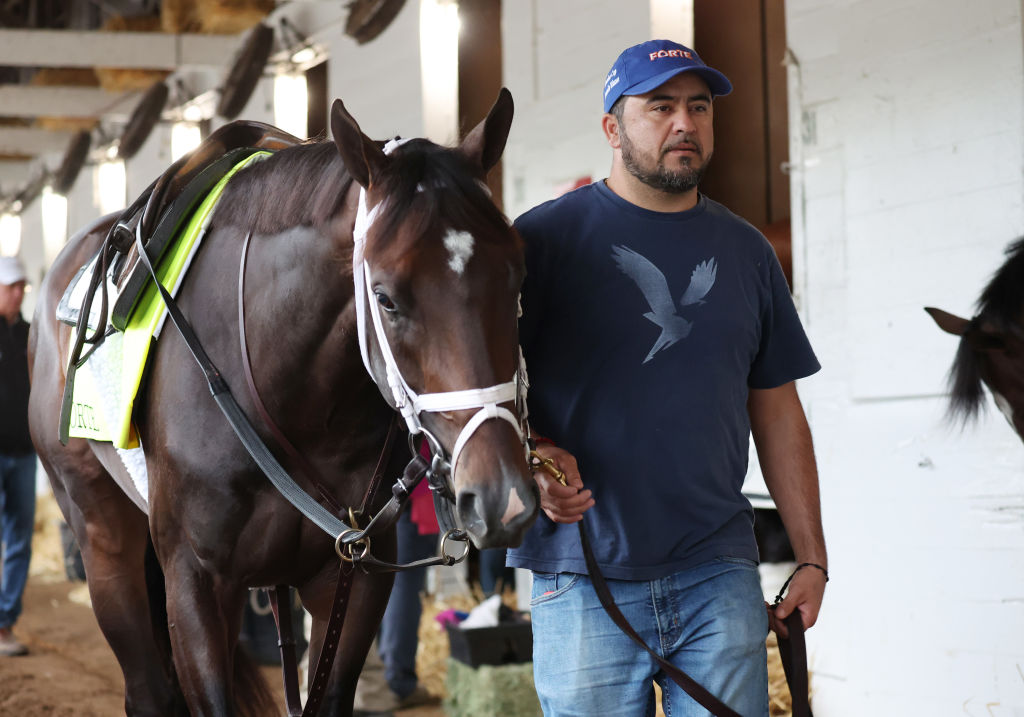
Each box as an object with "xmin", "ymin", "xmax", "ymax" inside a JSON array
[
  {"xmin": 102, "ymin": 14, "xmax": 163, "ymax": 32},
  {"xmin": 95, "ymin": 67, "xmax": 171, "ymax": 93},
  {"xmin": 34, "ymin": 116, "xmax": 99, "ymax": 132},
  {"xmin": 95, "ymin": 16, "xmax": 172, "ymax": 92},
  {"xmin": 195, "ymin": 0, "xmax": 274, "ymax": 34},
  {"xmin": 444, "ymin": 659, "xmax": 541, "ymax": 717},
  {"xmin": 162, "ymin": 0, "xmax": 201, "ymax": 33},
  {"xmin": 31, "ymin": 68, "xmax": 100, "ymax": 87}
]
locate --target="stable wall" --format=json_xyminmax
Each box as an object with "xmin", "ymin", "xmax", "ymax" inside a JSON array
[{"xmin": 787, "ymin": 0, "xmax": 1024, "ymax": 714}]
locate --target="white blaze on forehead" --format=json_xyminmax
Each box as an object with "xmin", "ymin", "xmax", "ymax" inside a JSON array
[{"xmin": 444, "ymin": 229, "xmax": 474, "ymax": 275}]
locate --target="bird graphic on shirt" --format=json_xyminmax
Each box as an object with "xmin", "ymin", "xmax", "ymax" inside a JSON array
[{"xmin": 611, "ymin": 246, "xmax": 718, "ymax": 363}]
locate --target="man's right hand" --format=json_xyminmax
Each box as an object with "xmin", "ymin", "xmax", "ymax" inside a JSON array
[{"xmin": 531, "ymin": 444, "xmax": 594, "ymax": 523}]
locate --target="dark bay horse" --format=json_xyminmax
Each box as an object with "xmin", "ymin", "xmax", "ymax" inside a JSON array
[
  {"xmin": 926, "ymin": 236, "xmax": 1024, "ymax": 441},
  {"xmin": 28, "ymin": 89, "xmax": 538, "ymax": 716}
]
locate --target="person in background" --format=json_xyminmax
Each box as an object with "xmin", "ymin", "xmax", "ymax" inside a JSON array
[
  {"xmin": 354, "ymin": 446, "xmax": 437, "ymax": 714},
  {"xmin": 0, "ymin": 256, "xmax": 36, "ymax": 658},
  {"xmin": 509, "ymin": 40, "xmax": 827, "ymax": 716}
]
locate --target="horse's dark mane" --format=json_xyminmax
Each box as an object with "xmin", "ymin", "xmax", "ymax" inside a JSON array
[
  {"xmin": 948, "ymin": 236, "xmax": 1024, "ymax": 423},
  {"xmin": 213, "ymin": 141, "xmax": 354, "ymax": 233},
  {"xmin": 370, "ymin": 139, "xmax": 511, "ymax": 247},
  {"xmin": 211, "ymin": 138, "xmax": 510, "ymax": 251},
  {"xmin": 948, "ymin": 324, "xmax": 986, "ymax": 423},
  {"xmin": 976, "ymin": 236, "xmax": 1024, "ymax": 328}
]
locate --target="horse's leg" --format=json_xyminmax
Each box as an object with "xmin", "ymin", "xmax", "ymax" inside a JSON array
[
  {"xmin": 156, "ymin": 539, "xmax": 275, "ymax": 717},
  {"xmin": 299, "ymin": 552, "xmax": 395, "ymax": 715},
  {"xmin": 39, "ymin": 444, "xmax": 185, "ymax": 716}
]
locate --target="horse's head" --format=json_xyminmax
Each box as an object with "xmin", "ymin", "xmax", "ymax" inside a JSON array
[
  {"xmin": 926, "ymin": 306, "xmax": 1024, "ymax": 439},
  {"xmin": 331, "ymin": 89, "xmax": 538, "ymax": 549}
]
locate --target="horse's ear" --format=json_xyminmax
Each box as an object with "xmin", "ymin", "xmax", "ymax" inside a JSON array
[
  {"xmin": 459, "ymin": 87, "xmax": 514, "ymax": 174},
  {"xmin": 925, "ymin": 307, "xmax": 970, "ymax": 336},
  {"xmin": 331, "ymin": 98, "xmax": 386, "ymax": 189}
]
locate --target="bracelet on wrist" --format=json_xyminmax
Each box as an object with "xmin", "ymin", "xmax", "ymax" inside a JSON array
[{"xmin": 773, "ymin": 561, "xmax": 829, "ymax": 605}]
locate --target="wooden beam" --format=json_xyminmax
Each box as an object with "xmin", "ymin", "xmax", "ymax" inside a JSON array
[
  {"xmin": 0, "ymin": 160, "xmax": 34, "ymax": 191},
  {"xmin": 0, "ymin": 28, "xmax": 241, "ymax": 70},
  {"xmin": 0, "ymin": 127, "xmax": 74, "ymax": 156},
  {"xmin": 0, "ymin": 85, "xmax": 138, "ymax": 119}
]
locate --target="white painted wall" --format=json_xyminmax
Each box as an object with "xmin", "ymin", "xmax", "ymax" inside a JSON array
[
  {"xmin": 503, "ymin": 0, "xmax": 1024, "ymax": 714},
  {"xmin": 326, "ymin": 0, "xmax": 425, "ymax": 141},
  {"xmin": 501, "ymin": 0, "xmax": 651, "ymax": 220},
  {"xmin": 787, "ymin": 1, "xmax": 1024, "ymax": 714}
]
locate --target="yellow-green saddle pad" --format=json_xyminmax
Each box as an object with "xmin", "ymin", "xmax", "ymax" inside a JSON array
[{"xmin": 67, "ymin": 151, "xmax": 269, "ymax": 449}]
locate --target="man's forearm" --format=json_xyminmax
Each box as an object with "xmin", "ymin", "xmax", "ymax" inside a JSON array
[{"xmin": 748, "ymin": 383, "xmax": 827, "ymax": 566}]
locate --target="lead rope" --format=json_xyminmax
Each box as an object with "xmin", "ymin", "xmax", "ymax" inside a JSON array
[{"xmin": 532, "ymin": 456, "xmax": 814, "ymax": 717}]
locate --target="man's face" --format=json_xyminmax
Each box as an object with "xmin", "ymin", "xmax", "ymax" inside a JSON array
[
  {"xmin": 0, "ymin": 281, "xmax": 25, "ymax": 320},
  {"xmin": 616, "ymin": 73, "xmax": 715, "ymax": 194}
]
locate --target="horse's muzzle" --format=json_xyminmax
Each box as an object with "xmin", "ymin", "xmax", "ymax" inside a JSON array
[{"xmin": 455, "ymin": 467, "xmax": 538, "ymax": 550}]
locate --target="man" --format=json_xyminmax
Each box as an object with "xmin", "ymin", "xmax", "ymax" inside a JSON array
[
  {"xmin": 0, "ymin": 255, "xmax": 35, "ymax": 657},
  {"xmin": 508, "ymin": 40, "xmax": 827, "ymax": 716}
]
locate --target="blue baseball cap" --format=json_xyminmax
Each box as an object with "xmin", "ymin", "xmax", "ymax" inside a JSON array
[{"xmin": 603, "ymin": 39, "xmax": 732, "ymax": 113}]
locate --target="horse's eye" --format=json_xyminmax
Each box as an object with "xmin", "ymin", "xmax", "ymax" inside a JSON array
[{"xmin": 375, "ymin": 290, "xmax": 397, "ymax": 314}]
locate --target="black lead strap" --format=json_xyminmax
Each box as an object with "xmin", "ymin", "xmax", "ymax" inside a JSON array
[
  {"xmin": 578, "ymin": 520, "xmax": 815, "ymax": 717},
  {"xmin": 576, "ymin": 521, "xmax": 743, "ymax": 717}
]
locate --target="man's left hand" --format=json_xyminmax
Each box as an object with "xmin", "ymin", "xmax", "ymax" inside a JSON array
[{"xmin": 767, "ymin": 565, "xmax": 827, "ymax": 638}]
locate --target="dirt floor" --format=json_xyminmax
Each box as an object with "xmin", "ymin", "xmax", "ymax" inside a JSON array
[
  {"xmin": 0, "ymin": 495, "xmax": 449, "ymax": 717},
  {"xmin": 0, "ymin": 578, "xmax": 448, "ymax": 717}
]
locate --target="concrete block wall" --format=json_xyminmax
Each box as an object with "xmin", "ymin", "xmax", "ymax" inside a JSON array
[
  {"xmin": 501, "ymin": 0, "xmax": 653, "ymax": 221},
  {"xmin": 326, "ymin": 0, "xmax": 425, "ymax": 141},
  {"xmin": 786, "ymin": 0, "xmax": 1024, "ymax": 713}
]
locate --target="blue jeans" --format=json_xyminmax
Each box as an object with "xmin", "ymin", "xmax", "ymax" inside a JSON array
[
  {"xmin": 0, "ymin": 452, "xmax": 36, "ymax": 629},
  {"xmin": 479, "ymin": 547, "xmax": 511, "ymax": 595},
  {"xmin": 530, "ymin": 558, "xmax": 768, "ymax": 717},
  {"xmin": 377, "ymin": 508, "xmax": 437, "ymax": 699}
]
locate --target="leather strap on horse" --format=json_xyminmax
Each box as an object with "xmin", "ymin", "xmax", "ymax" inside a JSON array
[
  {"xmin": 268, "ymin": 585, "xmax": 303, "ymax": 717},
  {"xmin": 269, "ymin": 424, "xmax": 400, "ymax": 717},
  {"xmin": 131, "ymin": 222, "xmax": 362, "ymax": 540},
  {"xmin": 237, "ymin": 230, "xmax": 343, "ymax": 514},
  {"xmin": 578, "ymin": 520, "xmax": 813, "ymax": 716}
]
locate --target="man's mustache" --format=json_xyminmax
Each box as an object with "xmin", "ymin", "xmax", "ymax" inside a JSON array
[{"xmin": 662, "ymin": 137, "xmax": 702, "ymax": 156}]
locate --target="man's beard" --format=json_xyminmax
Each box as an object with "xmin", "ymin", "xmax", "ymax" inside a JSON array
[{"xmin": 620, "ymin": 129, "xmax": 708, "ymax": 194}]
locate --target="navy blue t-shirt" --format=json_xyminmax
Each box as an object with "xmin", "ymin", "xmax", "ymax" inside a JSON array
[{"xmin": 508, "ymin": 181, "xmax": 820, "ymax": 580}]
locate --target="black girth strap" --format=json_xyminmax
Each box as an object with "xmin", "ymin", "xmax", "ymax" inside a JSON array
[{"xmin": 578, "ymin": 521, "xmax": 814, "ymax": 717}]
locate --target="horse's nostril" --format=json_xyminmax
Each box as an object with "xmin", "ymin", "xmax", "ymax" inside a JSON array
[{"xmin": 456, "ymin": 491, "xmax": 487, "ymax": 539}]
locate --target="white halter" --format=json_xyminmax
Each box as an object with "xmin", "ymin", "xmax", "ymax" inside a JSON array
[{"xmin": 352, "ymin": 138, "xmax": 528, "ymax": 480}]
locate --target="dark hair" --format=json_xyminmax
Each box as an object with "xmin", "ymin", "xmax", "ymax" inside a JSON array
[
  {"xmin": 609, "ymin": 95, "xmax": 626, "ymax": 122},
  {"xmin": 368, "ymin": 139, "xmax": 510, "ymax": 250},
  {"xmin": 213, "ymin": 141, "xmax": 354, "ymax": 234},
  {"xmin": 977, "ymin": 236, "xmax": 1024, "ymax": 330},
  {"xmin": 211, "ymin": 138, "xmax": 510, "ymax": 251}
]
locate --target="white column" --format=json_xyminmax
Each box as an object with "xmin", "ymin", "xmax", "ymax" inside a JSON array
[
  {"xmin": 419, "ymin": 0, "xmax": 461, "ymax": 144},
  {"xmin": 649, "ymin": 0, "xmax": 694, "ymax": 45}
]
